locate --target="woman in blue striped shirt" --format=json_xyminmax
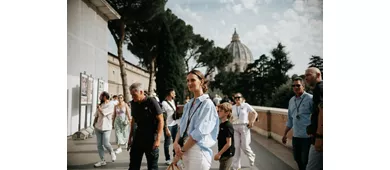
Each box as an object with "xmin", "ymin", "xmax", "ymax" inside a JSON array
[{"xmin": 172, "ymin": 70, "xmax": 219, "ymax": 170}]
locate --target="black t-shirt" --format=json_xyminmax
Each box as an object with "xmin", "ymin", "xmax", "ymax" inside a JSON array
[
  {"xmin": 218, "ymin": 120, "xmax": 235, "ymax": 158},
  {"xmin": 307, "ymin": 81, "xmax": 323, "ymax": 144},
  {"xmin": 131, "ymin": 97, "xmax": 163, "ymax": 143}
]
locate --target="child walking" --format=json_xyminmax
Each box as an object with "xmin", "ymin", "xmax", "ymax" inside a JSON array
[{"xmin": 214, "ymin": 102, "xmax": 235, "ymax": 170}]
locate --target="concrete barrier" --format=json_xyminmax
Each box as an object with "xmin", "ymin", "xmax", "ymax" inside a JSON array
[{"xmin": 176, "ymin": 104, "xmax": 293, "ymax": 149}]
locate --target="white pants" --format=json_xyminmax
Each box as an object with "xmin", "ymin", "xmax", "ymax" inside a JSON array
[
  {"xmin": 182, "ymin": 144, "xmax": 211, "ymax": 170},
  {"xmin": 232, "ymin": 124, "xmax": 256, "ymax": 170}
]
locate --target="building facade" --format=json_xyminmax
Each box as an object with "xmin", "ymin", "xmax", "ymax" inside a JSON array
[
  {"xmin": 67, "ymin": 0, "xmax": 120, "ymax": 136},
  {"xmin": 107, "ymin": 52, "xmax": 155, "ymax": 98}
]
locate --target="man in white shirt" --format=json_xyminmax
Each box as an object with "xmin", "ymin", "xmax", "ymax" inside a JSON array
[
  {"xmin": 110, "ymin": 95, "xmax": 119, "ymax": 105},
  {"xmin": 161, "ymin": 88, "xmax": 179, "ymax": 165}
]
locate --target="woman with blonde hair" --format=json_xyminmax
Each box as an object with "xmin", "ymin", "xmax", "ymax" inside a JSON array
[
  {"xmin": 112, "ymin": 94, "xmax": 131, "ymax": 154},
  {"xmin": 172, "ymin": 69, "xmax": 219, "ymax": 170}
]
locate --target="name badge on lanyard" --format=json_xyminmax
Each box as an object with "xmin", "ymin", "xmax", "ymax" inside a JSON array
[{"xmin": 294, "ymin": 95, "xmax": 305, "ymax": 119}]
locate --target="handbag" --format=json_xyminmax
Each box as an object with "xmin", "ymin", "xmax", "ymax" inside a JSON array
[{"xmin": 165, "ymin": 100, "xmax": 182, "ymax": 120}]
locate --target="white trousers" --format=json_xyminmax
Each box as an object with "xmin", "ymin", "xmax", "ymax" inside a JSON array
[
  {"xmin": 232, "ymin": 124, "xmax": 256, "ymax": 170},
  {"xmin": 182, "ymin": 144, "xmax": 211, "ymax": 170}
]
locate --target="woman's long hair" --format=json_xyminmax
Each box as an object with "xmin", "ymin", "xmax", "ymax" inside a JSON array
[{"xmin": 100, "ymin": 91, "xmax": 110, "ymax": 105}]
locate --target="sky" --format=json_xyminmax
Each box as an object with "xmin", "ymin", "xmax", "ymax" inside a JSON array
[{"xmin": 108, "ymin": 0, "xmax": 323, "ymax": 76}]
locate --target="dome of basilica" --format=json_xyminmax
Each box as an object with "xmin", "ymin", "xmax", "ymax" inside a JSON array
[{"xmin": 225, "ymin": 29, "xmax": 254, "ymax": 72}]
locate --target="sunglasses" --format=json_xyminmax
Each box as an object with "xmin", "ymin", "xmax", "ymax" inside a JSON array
[
  {"xmin": 234, "ymin": 96, "xmax": 242, "ymax": 99},
  {"xmin": 291, "ymin": 84, "xmax": 301, "ymax": 88}
]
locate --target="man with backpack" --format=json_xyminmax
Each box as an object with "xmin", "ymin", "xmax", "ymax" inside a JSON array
[
  {"xmin": 161, "ymin": 88, "xmax": 180, "ymax": 165},
  {"xmin": 127, "ymin": 83, "xmax": 164, "ymax": 170}
]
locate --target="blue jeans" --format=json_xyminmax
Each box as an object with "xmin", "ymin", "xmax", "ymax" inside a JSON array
[
  {"xmin": 164, "ymin": 124, "xmax": 178, "ymax": 161},
  {"xmin": 95, "ymin": 129, "xmax": 114, "ymax": 160},
  {"xmin": 306, "ymin": 145, "xmax": 323, "ymax": 170}
]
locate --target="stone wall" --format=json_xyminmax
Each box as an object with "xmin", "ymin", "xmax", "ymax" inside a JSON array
[
  {"xmin": 67, "ymin": 0, "xmax": 110, "ymax": 136},
  {"xmin": 107, "ymin": 52, "xmax": 156, "ymax": 98},
  {"xmin": 176, "ymin": 105, "xmax": 293, "ymax": 148}
]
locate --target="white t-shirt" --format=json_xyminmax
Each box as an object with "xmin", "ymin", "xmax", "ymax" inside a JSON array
[
  {"xmin": 162, "ymin": 99, "xmax": 177, "ymax": 127},
  {"xmin": 110, "ymin": 100, "xmax": 118, "ymax": 106},
  {"xmin": 94, "ymin": 102, "xmax": 115, "ymax": 131},
  {"xmin": 231, "ymin": 103, "xmax": 256, "ymax": 124}
]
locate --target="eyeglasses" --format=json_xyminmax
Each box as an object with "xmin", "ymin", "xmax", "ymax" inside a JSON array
[
  {"xmin": 291, "ymin": 84, "xmax": 301, "ymax": 88},
  {"xmin": 234, "ymin": 96, "xmax": 241, "ymax": 99}
]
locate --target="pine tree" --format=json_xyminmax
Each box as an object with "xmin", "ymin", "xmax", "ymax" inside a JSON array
[
  {"xmin": 155, "ymin": 18, "xmax": 185, "ymax": 103},
  {"xmin": 308, "ymin": 55, "xmax": 323, "ymax": 78}
]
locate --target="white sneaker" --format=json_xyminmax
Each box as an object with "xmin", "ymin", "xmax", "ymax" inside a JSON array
[
  {"xmin": 115, "ymin": 148, "xmax": 122, "ymax": 154},
  {"xmin": 165, "ymin": 160, "xmax": 171, "ymax": 165},
  {"xmin": 111, "ymin": 152, "xmax": 116, "ymax": 162},
  {"xmin": 94, "ymin": 160, "xmax": 107, "ymax": 167}
]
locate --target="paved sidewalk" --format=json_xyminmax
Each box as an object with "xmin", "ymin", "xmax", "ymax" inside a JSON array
[{"xmin": 67, "ymin": 130, "xmax": 296, "ymax": 170}]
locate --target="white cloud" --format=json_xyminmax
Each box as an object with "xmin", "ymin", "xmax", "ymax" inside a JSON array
[
  {"xmin": 173, "ymin": 4, "xmax": 202, "ymax": 22},
  {"xmin": 241, "ymin": 0, "xmax": 257, "ymax": 9},
  {"xmin": 232, "ymin": 4, "xmax": 243, "ymax": 14},
  {"xmin": 293, "ymin": 0, "xmax": 305, "ymax": 13},
  {"xmin": 163, "ymin": 0, "xmax": 323, "ymax": 75},
  {"xmin": 272, "ymin": 12, "xmax": 280, "ymax": 20},
  {"xmin": 221, "ymin": 20, "xmax": 226, "ymax": 26},
  {"xmin": 283, "ymin": 8, "xmax": 299, "ymax": 21}
]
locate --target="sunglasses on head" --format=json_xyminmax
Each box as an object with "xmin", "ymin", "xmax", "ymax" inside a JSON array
[{"xmin": 291, "ymin": 84, "xmax": 301, "ymax": 88}]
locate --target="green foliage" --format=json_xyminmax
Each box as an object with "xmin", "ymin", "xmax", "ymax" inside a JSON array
[
  {"xmin": 155, "ymin": 18, "xmax": 185, "ymax": 103},
  {"xmin": 210, "ymin": 42, "xmax": 295, "ymax": 107},
  {"xmin": 265, "ymin": 80, "xmax": 295, "ymax": 109},
  {"xmin": 308, "ymin": 55, "xmax": 323, "ymax": 78}
]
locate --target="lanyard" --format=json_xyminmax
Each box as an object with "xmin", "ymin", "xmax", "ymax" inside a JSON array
[
  {"xmin": 182, "ymin": 97, "xmax": 209, "ymax": 137},
  {"xmin": 294, "ymin": 95, "xmax": 306, "ymax": 114},
  {"xmin": 236, "ymin": 105, "xmax": 241, "ymax": 118}
]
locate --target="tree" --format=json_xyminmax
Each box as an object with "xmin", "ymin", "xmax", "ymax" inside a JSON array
[
  {"xmin": 106, "ymin": 0, "xmax": 166, "ymax": 102},
  {"xmin": 184, "ymin": 35, "xmax": 212, "ymax": 73},
  {"xmin": 267, "ymin": 42, "xmax": 294, "ymax": 90},
  {"xmin": 197, "ymin": 47, "xmax": 234, "ymax": 78},
  {"xmin": 155, "ymin": 16, "xmax": 186, "ymax": 103},
  {"xmin": 127, "ymin": 15, "xmax": 162, "ymax": 94},
  {"xmin": 265, "ymin": 80, "xmax": 295, "ymax": 109},
  {"xmin": 308, "ymin": 55, "xmax": 323, "ymax": 78},
  {"xmin": 127, "ymin": 8, "xmax": 194, "ymax": 95},
  {"xmin": 210, "ymin": 70, "xmax": 240, "ymax": 99},
  {"xmin": 210, "ymin": 43, "xmax": 294, "ymax": 107},
  {"xmin": 241, "ymin": 54, "xmax": 273, "ymax": 106}
]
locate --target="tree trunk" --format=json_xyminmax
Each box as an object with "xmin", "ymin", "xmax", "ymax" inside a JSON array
[
  {"xmin": 148, "ymin": 57, "xmax": 156, "ymax": 95},
  {"xmin": 117, "ymin": 21, "xmax": 131, "ymax": 103}
]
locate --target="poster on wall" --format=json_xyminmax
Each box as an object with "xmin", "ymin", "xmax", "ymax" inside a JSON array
[
  {"xmin": 87, "ymin": 76, "xmax": 94, "ymax": 104},
  {"xmin": 80, "ymin": 73, "xmax": 88, "ymax": 105},
  {"xmin": 97, "ymin": 79, "xmax": 104, "ymax": 105}
]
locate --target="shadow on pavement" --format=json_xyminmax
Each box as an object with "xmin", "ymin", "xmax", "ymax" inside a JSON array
[{"xmin": 68, "ymin": 162, "xmax": 168, "ymax": 169}]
